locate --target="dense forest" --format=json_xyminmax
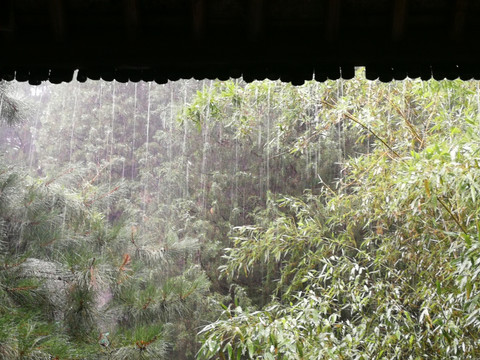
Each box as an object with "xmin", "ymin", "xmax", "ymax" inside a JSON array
[{"xmin": 0, "ymin": 71, "xmax": 480, "ymax": 359}]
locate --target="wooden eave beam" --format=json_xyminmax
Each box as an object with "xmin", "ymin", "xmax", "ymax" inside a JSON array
[
  {"xmin": 123, "ymin": 0, "xmax": 139, "ymax": 42},
  {"xmin": 191, "ymin": 0, "xmax": 206, "ymax": 43},
  {"xmin": 48, "ymin": 0, "xmax": 66, "ymax": 42},
  {"xmin": 451, "ymin": 0, "xmax": 468, "ymax": 42},
  {"xmin": 392, "ymin": 0, "xmax": 407, "ymax": 42},
  {"xmin": 248, "ymin": 0, "xmax": 264, "ymax": 40},
  {"xmin": 0, "ymin": 0, "xmax": 14, "ymax": 43},
  {"xmin": 326, "ymin": 0, "xmax": 341, "ymax": 42}
]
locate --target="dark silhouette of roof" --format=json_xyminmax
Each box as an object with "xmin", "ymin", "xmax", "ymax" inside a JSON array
[{"xmin": 0, "ymin": 0, "xmax": 478, "ymax": 84}]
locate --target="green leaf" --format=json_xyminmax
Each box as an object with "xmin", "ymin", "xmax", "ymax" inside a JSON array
[
  {"xmin": 226, "ymin": 343, "xmax": 233, "ymax": 359},
  {"xmin": 247, "ymin": 340, "xmax": 254, "ymax": 359}
]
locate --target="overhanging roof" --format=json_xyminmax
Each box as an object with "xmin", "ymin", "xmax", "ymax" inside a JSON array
[{"xmin": 0, "ymin": 0, "xmax": 479, "ymax": 85}]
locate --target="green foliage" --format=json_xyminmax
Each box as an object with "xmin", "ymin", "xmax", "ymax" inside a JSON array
[
  {"xmin": 0, "ymin": 80, "xmax": 221, "ymax": 358},
  {"xmin": 0, "ymin": 81, "xmax": 26, "ymax": 126},
  {"xmin": 4, "ymin": 73, "xmax": 480, "ymax": 359},
  {"xmin": 199, "ymin": 77, "xmax": 480, "ymax": 359},
  {"xmin": 111, "ymin": 324, "xmax": 169, "ymax": 360}
]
